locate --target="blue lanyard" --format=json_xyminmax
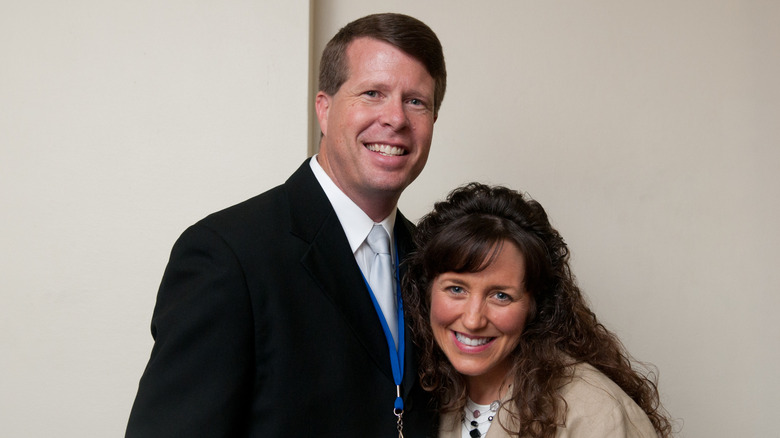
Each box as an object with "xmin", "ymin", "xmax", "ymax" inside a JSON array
[{"xmin": 361, "ymin": 241, "xmax": 405, "ymax": 413}]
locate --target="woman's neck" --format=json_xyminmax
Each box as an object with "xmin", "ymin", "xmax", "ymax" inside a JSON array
[{"xmin": 466, "ymin": 368, "xmax": 512, "ymax": 404}]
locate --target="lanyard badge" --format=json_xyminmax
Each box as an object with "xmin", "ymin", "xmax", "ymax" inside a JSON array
[{"xmin": 361, "ymin": 240, "xmax": 405, "ymax": 437}]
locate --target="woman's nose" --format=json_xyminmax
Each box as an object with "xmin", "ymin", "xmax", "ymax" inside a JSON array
[{"xmin": 461, "ymin": 297, "xmax": 487, "ymax": 331}]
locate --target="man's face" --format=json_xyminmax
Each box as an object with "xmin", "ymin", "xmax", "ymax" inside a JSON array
[{"xmin": 316, "ymin": 37, "xmax": 437, "ymax": 214}]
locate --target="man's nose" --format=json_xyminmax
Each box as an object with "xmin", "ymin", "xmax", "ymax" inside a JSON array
[{"xmin": 379, "ymin": 97, "xmax": 408, "ymax": 130}]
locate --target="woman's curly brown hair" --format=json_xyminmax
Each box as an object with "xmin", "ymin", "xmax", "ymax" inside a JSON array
[{"xmin": 403, "ymin": 183, "xmax": 672, "ymax": 437}]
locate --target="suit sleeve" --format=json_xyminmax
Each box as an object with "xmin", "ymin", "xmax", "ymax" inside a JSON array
[{"xmin": 126, "ymin": 223, "xmax": 255, "ymax": 437}]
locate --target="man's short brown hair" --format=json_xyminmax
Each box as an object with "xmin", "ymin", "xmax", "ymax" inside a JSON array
[{"xmin": 319, "ymin": 13, "xmax": 447, "ymax": 116}]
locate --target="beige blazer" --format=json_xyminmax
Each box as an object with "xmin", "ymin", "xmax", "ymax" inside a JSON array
[{"xmin": 438, "ymin": 362, "xmax": 658, "ymax": 438}]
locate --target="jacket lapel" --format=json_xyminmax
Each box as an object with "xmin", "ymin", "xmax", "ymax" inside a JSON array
[{"xmin": 284, "ymin": 160, "xmax": 393, "ymax": 380}]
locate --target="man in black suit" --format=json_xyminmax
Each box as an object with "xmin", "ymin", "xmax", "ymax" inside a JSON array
[{"xmin": 126, "ymin": 13, "xmax": 446, "ymax": 437}]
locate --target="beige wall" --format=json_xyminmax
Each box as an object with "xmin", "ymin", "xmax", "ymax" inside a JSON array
[
  {"xmin": 0, "ymin": 1, "xmax": 310, "ymax": 436},
  {"xmin": 2, "ymin": 1, "xmax": 778, "ymax": 436},
  {"xmin": 316, "ymin": 2, "xmax": 780, "ymax": 436}
]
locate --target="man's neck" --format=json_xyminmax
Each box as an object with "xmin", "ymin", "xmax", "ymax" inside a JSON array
[
  {"xmin": 347, "ymin": 190, "xmax": 399, "ymax": 223},
  {"xmin": 312, "ymin": 155, "xmax": 399, "ymax": 222}
]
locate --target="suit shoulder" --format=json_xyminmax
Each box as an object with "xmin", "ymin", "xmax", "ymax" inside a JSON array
[
  {"xmin": 193, "ymin": 160, "xmax": 319, "ymax": 235},
  {"xmin": 193, "ymin": 184, "xmax": 288, "ymax": 233}
]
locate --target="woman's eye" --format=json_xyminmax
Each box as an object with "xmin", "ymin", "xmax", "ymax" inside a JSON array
[
  {"xmin": 447, "ymin": 286, "xmax": 464, "ymax": 294},
  {"xmin": 494, "ymin": 292, "xmax": 512, "ymax": 302}
]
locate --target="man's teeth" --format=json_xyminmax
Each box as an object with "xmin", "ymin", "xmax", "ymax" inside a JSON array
[
  {"xmin": 366, "ymin": 143, "xmax": 404, "ymax": 156},
  {"xmin": 455, "ymin": 332, "xmax": 491, "ymax": 347}
]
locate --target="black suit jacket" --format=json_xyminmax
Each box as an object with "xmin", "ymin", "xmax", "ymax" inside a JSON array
[{"xmin": 126, "ymin": 160, "xmax": 436, "ymax": 437}]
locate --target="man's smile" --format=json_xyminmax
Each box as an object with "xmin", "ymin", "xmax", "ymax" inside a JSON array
[{"xmin": 365, "ymin": 143, "xmax": 406, "ymax": 156}]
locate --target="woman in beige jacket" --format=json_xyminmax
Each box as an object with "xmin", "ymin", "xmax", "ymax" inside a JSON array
[{"xmin": 404, "ymin": 183, "xmax": 673, "ymax": 438}]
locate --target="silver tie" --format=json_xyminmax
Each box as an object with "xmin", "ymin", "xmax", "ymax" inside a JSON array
[{"xmin": 366, "ymin": 224, "xmax": 398, "ymax": 348}]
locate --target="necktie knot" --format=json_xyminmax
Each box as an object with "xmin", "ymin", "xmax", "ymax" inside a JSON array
[{"xmin": 367, "ymin": 225, "xmax": 390, "ymax": 255}]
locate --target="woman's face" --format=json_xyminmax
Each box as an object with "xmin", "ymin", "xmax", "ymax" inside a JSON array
[{"xmin": 429, "ymin": 241, "xmax": 532, "ymax": 388}]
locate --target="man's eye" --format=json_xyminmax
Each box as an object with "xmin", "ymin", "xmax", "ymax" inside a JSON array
[
  {"xmin": 409, "ymin": 98, "xmax": 422, "ymax": 105},
  {"xmin": 364, "ymin": 90, "xmax": 378, "ymax": 97}
]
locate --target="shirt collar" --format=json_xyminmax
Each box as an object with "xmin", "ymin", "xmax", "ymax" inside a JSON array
[{"xmin": 309, "ymin": 155, "xmax": 397, "ymax": 254}]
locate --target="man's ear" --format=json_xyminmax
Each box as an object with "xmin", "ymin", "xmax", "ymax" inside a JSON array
[{"xmin": 315, "ymin": 91, "xmax": 331, "ymax": 137}]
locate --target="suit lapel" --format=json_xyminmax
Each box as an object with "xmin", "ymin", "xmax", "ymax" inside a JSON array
[{"xmin": 284, "ymin": 160, "xmax": 392, "ymax": 380}]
